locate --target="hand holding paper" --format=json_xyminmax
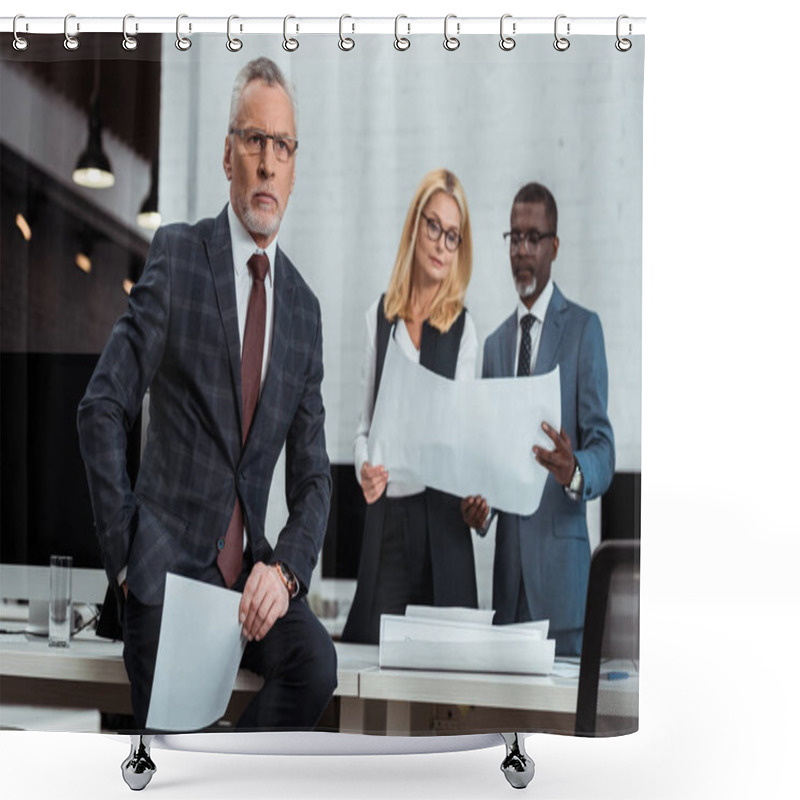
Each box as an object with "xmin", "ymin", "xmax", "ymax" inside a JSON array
[{"xmin": 368, "ymin": 338, "xmax": 561, "ymax": 515}]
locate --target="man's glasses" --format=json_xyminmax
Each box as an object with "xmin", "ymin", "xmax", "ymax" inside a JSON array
[
  {"xmin": 421, "ymin": 212, "xmax": 462, "ymax": 252},
  {"xmin": 503, "ymin": 230, "xmax": 556, "ymax": 253},
  {"xmin": 229, "ymin": 128, "xmax": 299, "ymax": 162}
]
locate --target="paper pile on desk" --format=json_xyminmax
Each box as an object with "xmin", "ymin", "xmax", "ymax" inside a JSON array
[
  {"xmin": 146, "ymin": 573, "xmax": 246, "ymax": 731},
  {"xmin": 379, "ymin": 606, "xmax": 555, "ymax": 676},
  {"xmin": 368, "ymin": 337, "xmax": 561, "ymax": 516}
]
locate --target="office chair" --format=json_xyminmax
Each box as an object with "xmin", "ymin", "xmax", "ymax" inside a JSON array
[{"xmin": 575, "ymin": 540, "xmax": 640, "ymax": 736}]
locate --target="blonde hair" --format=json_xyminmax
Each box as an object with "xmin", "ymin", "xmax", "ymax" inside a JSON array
[{"xmin": 383, "ymin": 169, "xmax": 473, "ymax": 333}]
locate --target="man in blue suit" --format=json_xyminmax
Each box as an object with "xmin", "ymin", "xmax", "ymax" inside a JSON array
[
  {"xmin": 462, "ymin": 182, "xmax": 615, "ymax": 656},
  {"xmin": 78, "ymin": 58, "xmax": 336, "ymax": 731}
]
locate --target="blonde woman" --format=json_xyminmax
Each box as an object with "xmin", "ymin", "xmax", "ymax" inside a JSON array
[{"xmin": 342, "ymin": 169, "xmax": 479, "ymax": 644}]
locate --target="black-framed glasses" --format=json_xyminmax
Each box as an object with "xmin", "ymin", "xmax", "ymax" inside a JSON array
[
  {"xmin": 503, "ymin": 230, "xmax": 556, "ymax": 253},
  {"xmin": 420, "ymin": 212, "xmax": 462, "ymax": 252},
  {"xmin": 229, "ymin": 128, "xmax": 299, "ymax": 162}
]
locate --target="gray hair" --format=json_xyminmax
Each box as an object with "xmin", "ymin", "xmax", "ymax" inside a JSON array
[{"xmin": 228, "ymin": 57, "xmax": 297, "ymax": 131}]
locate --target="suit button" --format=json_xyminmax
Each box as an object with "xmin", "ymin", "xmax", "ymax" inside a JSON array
[
  {"xmin": 240, "ymin": 473, "xmax": 247, "ymax": 483},
  {"xmin": 217, "ymin": 537, "xmax": 225, "ymax": 551}
]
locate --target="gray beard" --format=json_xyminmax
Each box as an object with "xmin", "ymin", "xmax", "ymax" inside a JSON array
[
  {"xmin": 516, "ymin": 277, "xmax": 537, "ymax": 299},
  {"xmin": 241, "ymin": 203, "xmax": 281, "ymax": 239}
]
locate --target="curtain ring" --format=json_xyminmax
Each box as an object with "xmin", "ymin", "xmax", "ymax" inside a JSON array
[
  {"xmin": 339, "ymin": 15, "xmax": 355, "ymax": 51},
  {"xmin": 226, "ymin": 15, "xmax": 242, "ymax": 51},
  {"xmin": 64, "ymin": 13, "xmax": 80, "ymax": 51},
  {"xmin": 175, "ymin": 14, "xmax": 192, "ymax": 51},
  {"xmin": 553, "ymin": 14, "xmax": 570, "ymax": 51},
  {"xmin": 615, "ymin": 15, "xmax": 632, "ymax": 52},
  {"xmin": 499, "ymin": 14, "xmax": 515, "ymax": 51},
  {"xmin": 283, "ymin": 15, "xmax": 299, "ymax": 51},
  {"xmin": 394, "ymin": 15, "xmax": 410, "ymax": 51},
  {"xmin": 12, "ymin": 15, "xmax": 29, "ymax": 51},
  {"xmin": 122, "ymin": 15, "xmax": 138, "ymax": 51},
  {"xmin": 443, "ymin": 14, "xmax": 460, "ymax": 51}
]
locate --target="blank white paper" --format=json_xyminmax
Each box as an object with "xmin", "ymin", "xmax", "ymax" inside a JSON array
[
  {"xmin": 146, "ymin": 572, "xmax": 246, "ymax": 731},
  {"xmin": 368, "ymin": 337, "xmax": 561, "ymax": 515}
]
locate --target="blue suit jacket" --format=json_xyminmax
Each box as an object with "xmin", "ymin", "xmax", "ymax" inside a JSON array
[
  {"xmin": 78, "ymin": 207, "xmax": 331, "ymax": 606},
  {"xmin": 482, "ymin": 283, "xmax": 614, "ymax": 655}
]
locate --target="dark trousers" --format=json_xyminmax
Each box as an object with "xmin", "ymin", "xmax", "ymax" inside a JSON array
[
  {"xmin": 364, "ymin": 493, "xmax": 433, "ymax": 643},
  {"xmin": 122, "ymin": 575, "xmax": 337, "ymax": 732}
]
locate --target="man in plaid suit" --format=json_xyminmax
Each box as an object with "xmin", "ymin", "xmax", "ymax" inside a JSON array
[{"xmin": 78, "ymin": 58, "xmax": 336, "ymax": 731}]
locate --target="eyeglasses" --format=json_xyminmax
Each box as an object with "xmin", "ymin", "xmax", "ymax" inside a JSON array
[
  {"xmin": 503, "ymin": 230, "xmax": 556, "ymax": 253},
  {"xmin": 420, "ymin": 212, "xmax": 462, "ymax": 252},
  {"xmin": 229, "ymin": 128, "xmax": 299, "ymax": 162}
]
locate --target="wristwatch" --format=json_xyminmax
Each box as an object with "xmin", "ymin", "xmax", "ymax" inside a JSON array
[
  {"xmin": 274, "ymin": 561, "xmax": 299, "ymax": 598},
  {"xmin": 564, "ymin": 461, "xmax": 584, "ymax": 502}
]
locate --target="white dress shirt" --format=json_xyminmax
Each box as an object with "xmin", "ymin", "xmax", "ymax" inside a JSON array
[
  {"xmin": 354, "ymin": 296, "xmax": 479, "ymax": 498},
  {"xmin": 514, "ymin": 278, "xmax": 554, "ymax": 376}
]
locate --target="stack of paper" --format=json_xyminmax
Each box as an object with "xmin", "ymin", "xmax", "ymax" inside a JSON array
[{"xmin": 379, "ymin": 607, "xmax": 555, "ymax": 676}]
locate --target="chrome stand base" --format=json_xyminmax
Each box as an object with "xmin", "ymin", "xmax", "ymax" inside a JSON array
[
  {"xmin": 121, "ymin": 735, "xmax": 157, "ymax": 791},
  {"xmin": 500, "ymin": 733, "xmax": 535, "ymax": 789}
]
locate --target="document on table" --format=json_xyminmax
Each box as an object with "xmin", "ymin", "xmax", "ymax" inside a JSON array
[
  {"xmin": 379, "ymin": 607, "xmax": 555, "ymax": 675},
  {"xmin": 368, "ymin": 337, "xmax": 561, "ymax": 515},
  {"xmin": 146, "ymin": 573, "xmax": 246, "ymax": 731}
]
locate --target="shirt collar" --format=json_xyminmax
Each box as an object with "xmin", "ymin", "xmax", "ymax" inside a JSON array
[
  {"xmin": 227, "ymin": 203, "xmax": 277, "ymax": 285},
  {"xmin": 516, "ymin": 278, "xmax": 554, "ymax": 325}
]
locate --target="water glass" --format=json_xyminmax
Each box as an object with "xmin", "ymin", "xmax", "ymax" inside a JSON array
[{"xmin": 49, "ymin": 555, "xmax": 72, "ymax": 647}]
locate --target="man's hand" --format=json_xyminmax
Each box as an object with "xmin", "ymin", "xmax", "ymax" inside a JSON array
[
  {"xmin": 461, "ymin": 495, "xmax": 489, "ymax": 530},
  {"xmin": 533, "ymin": 423, "xmax": 576, "ymax": 486},
  {"xmin": 360, "ymin": 461, "xmax": 388, "ymax": 504},
  {"xmin": 239, "ymin": 562, "xmax": 290, "ymax": 642}
]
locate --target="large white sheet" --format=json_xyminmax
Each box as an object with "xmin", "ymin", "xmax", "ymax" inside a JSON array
[
  {"xmin": 146, "ymin": 573, "xmax": 246, "ymax": 731},
  {"xmin": 368, "ymin": 337, "xmax": 561, "ymax": 515}
]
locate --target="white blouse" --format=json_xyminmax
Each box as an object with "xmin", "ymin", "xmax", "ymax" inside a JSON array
[{"xmin": 353, "ymin": 296, "xmax": 479, "ymax": 498}]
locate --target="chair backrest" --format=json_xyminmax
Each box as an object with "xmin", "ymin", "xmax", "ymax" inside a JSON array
[{"xmin": 575, "ymin": 539, "xmax": 640, "ymax": 736}]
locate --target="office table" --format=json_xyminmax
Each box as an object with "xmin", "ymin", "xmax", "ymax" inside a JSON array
[{"xmin": 1, "ymin": 627, "xmax": 588, "ymax": 735}]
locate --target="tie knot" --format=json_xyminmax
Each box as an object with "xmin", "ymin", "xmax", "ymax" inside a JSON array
[
  {"xmin": 520, "ymin": 313, "xmax": 535, "ymax": 333},
  {"xmin": 248, "ymin": 253, "xmax": 270, "ymax": 283}
]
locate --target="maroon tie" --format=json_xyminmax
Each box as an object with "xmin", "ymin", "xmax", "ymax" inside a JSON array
[{"xmin": 217, "ymin": 252, "xmax": 270, "ymax": 587}]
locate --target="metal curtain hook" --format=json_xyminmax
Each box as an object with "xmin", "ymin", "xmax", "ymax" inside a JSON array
[
  {"xmin": 122, "ymin": 14, "xmax": 138, "ymax": 51},
  {"xmin": 394, "ymin": 14, "xmax": 410, "ymax": 51},
  {"xmin": 499, "ymin": 14, "xmax": 516, "ymax": 51},
  {"xmin": 339, "ymin": 15, "xmax": 355, "ymax": 51},
  {"xmin": 283, "ymin": 15, "xmax": 299, "ymax": 51},
  {"xmin": 444, "ymin": 14, "xmax": 460, "ymax": 51},
  {"xmin": 176, "ymin": 14, "xmax": 192, "ymax": 51},
  {"xmin": 12, "ymin": 15, "xmax": 29, "ymax": 51},
  {"xmin": 64, "ymin": 13, "xmax": 79, "ymax": 51},
  {"xmin": 615, "ymin": 15, "xmax": 632, "ymax": 51},
  {"xmin": 553, "ymin": 14, "xmax": 570, "ymax": 52},
  {"xmin": 226, "ymin": 15, "xmax": 242, "ymax": 51}
]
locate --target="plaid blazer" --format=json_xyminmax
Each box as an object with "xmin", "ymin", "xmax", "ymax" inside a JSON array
[{"xmin": 78, "ymin": 207, "xmax": 331, "ymax": 606}]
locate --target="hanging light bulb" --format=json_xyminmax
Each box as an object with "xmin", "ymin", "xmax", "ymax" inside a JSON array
[
  {"xmin": 73, "ymin": 59, "xmax": 114, "ymax": 189},
  {"xmin": 137, "ymin": 158, "xmax": 161, "ymax": 230}
]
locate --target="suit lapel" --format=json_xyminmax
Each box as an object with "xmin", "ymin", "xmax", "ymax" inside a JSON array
[
  {"xmin": 534, "ymin": 283, "xmax": 567, "ymax": 375},
  {"xmin": 499, "ymin": 313, "xmax": 517, "ymax": 378},
  {"xmin": 205, "ymin": 208, "xmax": 244, "ymax": 438}
]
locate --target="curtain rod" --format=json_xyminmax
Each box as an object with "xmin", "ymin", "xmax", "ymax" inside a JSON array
[{"xmin": 1, "ymin": 15, "xmax": 646, "ymax": 38}]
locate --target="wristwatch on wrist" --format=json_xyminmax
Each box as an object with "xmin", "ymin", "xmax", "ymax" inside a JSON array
[
  {"xmin": 564, "ymin": 461, "xmax": 584, "ymax": 502},
  {"xmin": 274, "ymin": 561, "xmax": 298, "ymax": 598}
]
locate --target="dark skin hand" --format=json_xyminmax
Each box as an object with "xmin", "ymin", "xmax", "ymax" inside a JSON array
[
  {"xmin": 533, "ymin": 422, "xmax": 576, "ymax": 486},
  {"xmin": 461, "ymin": 495, "xmax": 490, "ymax": 530}
]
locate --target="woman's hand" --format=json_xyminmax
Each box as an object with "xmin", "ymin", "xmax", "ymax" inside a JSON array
[{"xmin": 361, "ymin": 461, "xmax": 389, "ymax": 504}]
